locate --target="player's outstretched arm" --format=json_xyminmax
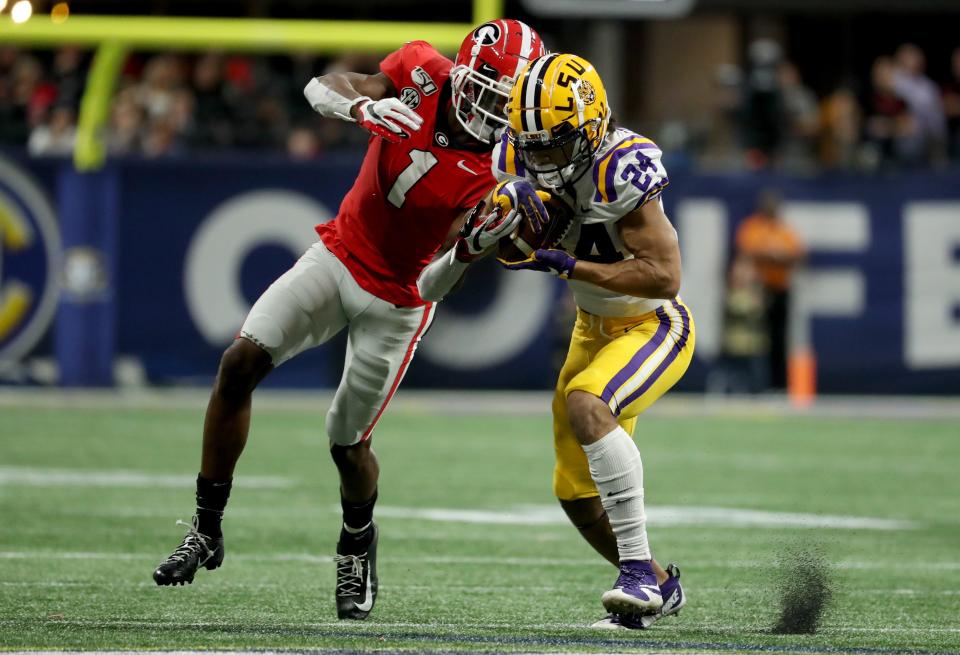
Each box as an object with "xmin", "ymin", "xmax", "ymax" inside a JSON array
[
  {"xmin": 417, "ymin": 196, "xmax": 522, "ymax": 302},
  {"xmin": 574, "ymin": 200, "xmax": 682, "ymax": 299},
  {"xmin": 303, "ymin": 71, "xmax": 422, "ymax": 142}
]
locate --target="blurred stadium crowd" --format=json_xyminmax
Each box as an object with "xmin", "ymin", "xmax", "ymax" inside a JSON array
[
  {"xmin": 719, "ymin": 39, "xmax": 960, "ymax": 173},
  {"xmin": 0, "ymin": 46, "xmax": 379, "ymax": 160},
  {"xmin": 2, "ymin": 40, "xmax": 959, "ymax": 171}
]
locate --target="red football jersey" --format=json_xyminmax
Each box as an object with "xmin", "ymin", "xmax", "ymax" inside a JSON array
[{"xmin": 316, "ymin": 41, "xmax": 495, "ymax": 307}]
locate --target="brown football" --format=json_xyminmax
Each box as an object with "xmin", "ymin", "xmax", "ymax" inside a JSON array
[{"xmin": 497, "ymin": 195, "xmax": 575, "ymax": 264}]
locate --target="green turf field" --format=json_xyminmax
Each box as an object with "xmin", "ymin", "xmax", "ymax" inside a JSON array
[{"xmin": 1, "ymin": 399, "xmax": 958, "ymax": 654}]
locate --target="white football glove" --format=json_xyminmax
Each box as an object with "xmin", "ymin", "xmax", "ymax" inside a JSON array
[
  {"xmin": 354, "ymin": 97, "xmax": 423, "ymax": 143},
  {"xmin": 455, "ymin": 202, "xmax": 523, "ymax": 262}
]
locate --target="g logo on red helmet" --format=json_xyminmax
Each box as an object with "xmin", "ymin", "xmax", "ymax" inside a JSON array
[{"xmin": 472, "ymin": 23, "xmax": 501, "ymax": 46}]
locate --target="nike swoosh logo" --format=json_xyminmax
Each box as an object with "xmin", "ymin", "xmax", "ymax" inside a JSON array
[
  {"xmin": 457, "ymin": 160, "xmax": 478, "ymax": 175},
  {"xmin": 354, "ymin": 566, "xmax": 373, "ymax": 612},
  {"xmin": 664, "ymin": 589, "xmax": 680, "ymax": 609}
]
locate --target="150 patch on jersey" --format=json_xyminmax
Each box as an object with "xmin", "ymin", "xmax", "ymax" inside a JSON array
[{"xmin": 411, "ymin": 66, "xmax": 438, "ymax": 95}]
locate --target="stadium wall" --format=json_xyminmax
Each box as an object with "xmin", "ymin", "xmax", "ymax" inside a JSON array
[{"xmin": 1, "ymin": 151, "xmax": 958, "ymax": 393}]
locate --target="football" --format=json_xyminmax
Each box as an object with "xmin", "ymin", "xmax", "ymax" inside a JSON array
[{"xmin": 497, "ymin": 193, "xmax": 575, "ymax": 264}]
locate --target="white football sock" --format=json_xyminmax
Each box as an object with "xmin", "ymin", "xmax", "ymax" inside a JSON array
[{"xmin": 582, "ymin": 425, "xmax": 651, "ymax": 562}]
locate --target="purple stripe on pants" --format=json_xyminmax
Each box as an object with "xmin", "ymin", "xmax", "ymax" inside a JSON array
[
  {"xmin": 599, "ymin": 306, "xmax": 671, "ymax": 405},
  {"xmin": 615, "ymin": 300, "xmax": 691, "ymax": 414}
]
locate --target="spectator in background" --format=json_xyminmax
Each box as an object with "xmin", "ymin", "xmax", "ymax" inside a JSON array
[
  {"xmin": 778, "ymin": 61, "xmax": 819, "ymax": 172},
  {"xmin": 108, "ymin": 91, "xmax": 145, "ymax": 155},
  {"xmin": 27, "ymin": 105, "xmax": 76, "ymax": 156},
  {"xmin": 944, "ymin": 46, "xmax": 960, "ymax": 159},
  {"xmin": 709, "ymin": 255, "xmax": 769, "ymax": 395},
  {"xmin": 700, "ymin": 63, "xmax": 745, "ymax": 172},
  {"xmin": 743, "ymin": 39, "xmax": 783, "ymax": 169},
  {"xmin": 866, "ymin": 56, "xmax": 911, "ymax": 169},
  {"xmin": 218, "ymin": 55, "xmax": 290, "ymax": 150},
  {"xmin": 735, "ymin": 190, "xmax": 804, "ymax": 391},
  {"xmin": 142, "ymin": 118, "xmax": 183, "ymax": 158},
  {"xmin": 169, "ymin": 88, "xmax": 197, "ymax": 144},
  {"xmin": 137, "ymin": 54, "xmax": 185, "ymax": 122},
  {"xmin": 190, "ymin": 53, "xmax": 234, "ymax": 148},
  {"xmin": 1, "ymin": 49, "xmax": 31, "ymax": 144},
  {"xmin": 0, "ymin": 53, "xmax": 45, "ymax": 145},
  {"xmin": 891, "ymin": 44, "xmax": 946, "ymax": 166},
  {"xmin": 819, "ymin": 86, "xmax": 862, "ymax": 170},
  {"xmin": 51, "ymin": 47, "xmax": 86, "ymax": 110}
]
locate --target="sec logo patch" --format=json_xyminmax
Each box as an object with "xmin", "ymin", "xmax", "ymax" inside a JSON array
[
  {"xmin": 0, "ymin": 156, "xmax": 62, "ymax": 368},
  {"xmin": 399, "ymin": 87, "xmax": 421, "ymax": 109}
]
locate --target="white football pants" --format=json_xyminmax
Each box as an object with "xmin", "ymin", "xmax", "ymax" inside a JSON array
[{"xmin": 240, "ymin": 241, "xmax": 435, "ymax": 446}]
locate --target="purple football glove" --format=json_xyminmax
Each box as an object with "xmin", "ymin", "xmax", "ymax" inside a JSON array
[
  {"xmin": 501, "ymin": 248, "xmax": 576, "ymax": 279},
  {"xmin": 492, "ymin": 180, "xmax": 551, "ymax": 234}
]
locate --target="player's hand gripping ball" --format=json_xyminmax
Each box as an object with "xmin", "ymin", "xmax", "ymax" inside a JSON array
[
  {"xmin": 455, "ymin": 199, "xmax": 525, "ymax": 262},
  {"xmin": 494, "ymin": 180, "xmax": 574, "ymax": 264}
]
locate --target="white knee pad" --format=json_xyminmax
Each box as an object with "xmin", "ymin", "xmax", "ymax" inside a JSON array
[{"xmin": 325, "ymin": 402, "xmax": 363, "ymax": 447}]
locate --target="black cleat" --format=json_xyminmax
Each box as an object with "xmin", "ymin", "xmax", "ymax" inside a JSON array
[
  {"xmin": 153, "ymin": 516, "xmax": 224, "ymax": 586},
  {"xmin": 334, "ymin": 522, "xmax": 378, "ymax": 620}
]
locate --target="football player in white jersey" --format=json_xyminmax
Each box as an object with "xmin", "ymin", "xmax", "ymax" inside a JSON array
[{"xmin": 417, "ymin": 53, "xmax": 695, "ymax": 630}]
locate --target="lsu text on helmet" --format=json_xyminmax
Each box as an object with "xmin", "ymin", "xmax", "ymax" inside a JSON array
[
  {"xmin": 506, "ymin": 53, "xmax": 610, "ymax": 189},
  {"xmin": 451, "ymin": 19, "xmax": 546, "ymax": 144}
]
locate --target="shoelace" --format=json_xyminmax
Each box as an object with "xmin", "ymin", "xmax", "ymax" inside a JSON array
[
  {"xmin": 333, "ymin": 553, "xmax": 365, "ymax": 596},
  {"xmin": 165, "ymin": 517, "xmax": 214, "ymax": 566},
  {"xmin": 616, "ymin": 564, "xmax": 658, "ymax": 590}
]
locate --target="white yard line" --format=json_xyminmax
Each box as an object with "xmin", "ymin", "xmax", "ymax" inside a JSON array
[
  {"xmin": 374, "ymin": 504, "xmax": 918, "ymax": 531},
  {"xmin": 0, "ymin": 468, "xmax": 919, "ymax": 531},
  {"xmin": 2, "ymin": 388, "xmax": 960, "ymax": 419},
  {"xmin": 0, "ymin": 467, "xmax": 291, "ymax": 489}
]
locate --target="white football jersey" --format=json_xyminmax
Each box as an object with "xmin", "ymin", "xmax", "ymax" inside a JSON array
[{"xmin": 492, "ymin": 126, "xmax": 673, "ymax": 317}]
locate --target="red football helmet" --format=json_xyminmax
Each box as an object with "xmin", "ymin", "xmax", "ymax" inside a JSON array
[{"xmin": 451, "ymin": 19, "xmax": 546, "ymax": 144}]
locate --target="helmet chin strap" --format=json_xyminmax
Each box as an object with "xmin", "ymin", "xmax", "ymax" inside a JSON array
[
  {"xmin": 537, "ymin": 171, "xmax": 565, "ymax": 190},
  {"xmin": 536, "ymin": 159, "xmax": 589, "ymax": 191}
]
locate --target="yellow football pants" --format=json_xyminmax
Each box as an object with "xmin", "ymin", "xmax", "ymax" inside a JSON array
[{"xmin": 552, "ymin": 299, "xmax": 695, "ymax": 501}]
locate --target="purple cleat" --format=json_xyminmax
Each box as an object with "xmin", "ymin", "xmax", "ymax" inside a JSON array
[
  {"xmin": 600, "ymin": 559, "xmax": 663, "ymax": 616},
  {"xmin": 592, "ymin": 563, "xmax": 686, "ymax": 630}
]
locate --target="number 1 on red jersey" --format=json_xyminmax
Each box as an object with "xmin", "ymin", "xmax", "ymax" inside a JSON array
[{"xmin": 387, "ymin": 150, "xmax": 438, "ymax": 209}]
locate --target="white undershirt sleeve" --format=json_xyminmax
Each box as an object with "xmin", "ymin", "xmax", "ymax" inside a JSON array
[
  {"xmin": 417, "ymin": 248, "xmax": 471, "ymax": 302},
  {"xmin": 303, "ymin": 78, "xmax": 368, "ymax": 121}
]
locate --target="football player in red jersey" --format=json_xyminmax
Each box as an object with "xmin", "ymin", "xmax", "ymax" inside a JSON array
[{"xmin": 152, "ymin": 20, "xmax": 545, "ymax": 620}]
